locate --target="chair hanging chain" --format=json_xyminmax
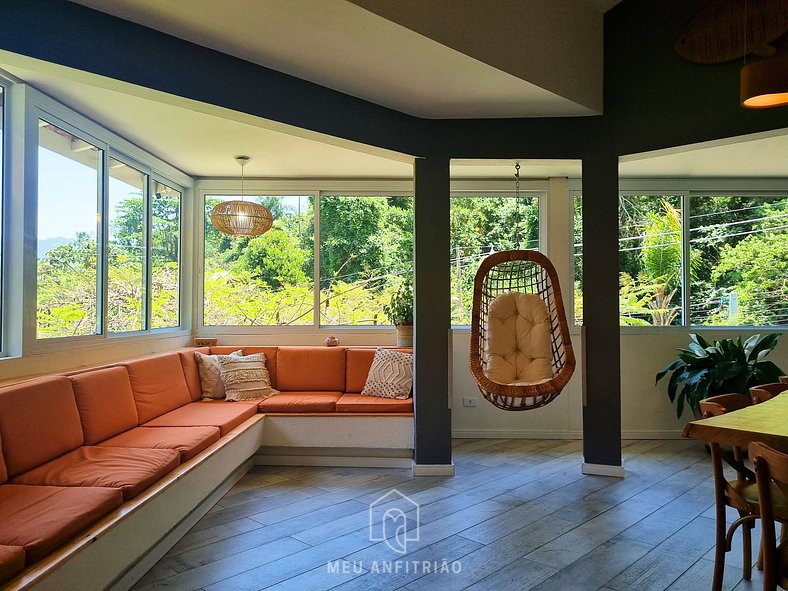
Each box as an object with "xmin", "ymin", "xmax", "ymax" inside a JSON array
[{"xmin": 514, "ymin": 162, "xmax": 521, "ymax": 249}]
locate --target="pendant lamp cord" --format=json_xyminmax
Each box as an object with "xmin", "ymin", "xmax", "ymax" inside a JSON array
[
  {"xmin": 515, "ymin": 162, "xmax": 522, "ymax": 249},
  {"xmin": 743, "ymin": 0, "xmax": 748, "ymax": 69}
]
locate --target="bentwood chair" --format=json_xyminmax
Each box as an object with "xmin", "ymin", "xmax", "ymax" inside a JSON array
[
  {"xmin": 779, "ymin": 376, "xmax": 788, "ymax": 385},
  {"xmin": 748, "ymin": 442, "xmax": 788, "ymax": 591},
  {"xmin": 699, "ymin": 394, "xmax": 760, "ymax": 591},
  {"xmin": 751, "ymin": 383, "xmax": 788, "ymax": 405}
]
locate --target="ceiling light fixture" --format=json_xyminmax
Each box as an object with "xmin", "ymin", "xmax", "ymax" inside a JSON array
[
  {"xmin": 741, "ymin": 56, "xmax": 788, "ymax": 108},
  {"xmin": 210, "ymin": 156, "xmax": 273, "ymax": 237}
]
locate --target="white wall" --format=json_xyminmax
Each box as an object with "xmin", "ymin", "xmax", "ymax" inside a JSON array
[{"xmin": 451, "ymin": 327, "xmax": 788, "ymax": 439}]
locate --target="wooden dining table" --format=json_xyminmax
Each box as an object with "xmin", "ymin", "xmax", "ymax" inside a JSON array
[{"xmin": 682, "ymin": 392, "xmax": 788, "ymax": 451}]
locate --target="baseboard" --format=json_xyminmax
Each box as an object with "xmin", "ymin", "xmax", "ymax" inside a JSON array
[
  {"xmin": 582, "ymin": 462, "xmax": 625, "ymax": 478},
  {"xmin": 452, "ymin": 429, "xmax": 684, "ymax": 440},
  {"xmin": 411, "ymin": 462, "xmax": 456, "ymax": 476},
  {"xmin": 109, "ymin": 459, "xmax": 254, "ymax": 591},
  {"xmin": 256, "ymin": 454, "xmax": 413, "ymax": 469},
  {"xmin": 452, "ymin": 429, "xmax": 582, "ymax": 439}
]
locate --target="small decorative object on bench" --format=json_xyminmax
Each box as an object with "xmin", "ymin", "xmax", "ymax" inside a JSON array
[
  {"xmin": 195, "ymin": 350, "xmax": 242, "ymax": 400},
  {"xmin": 325, "ymin": 336, "xmax": 339, "ymax": 347},
  {"xmin": 384, "ymin": 275, "xmax": 413, "ymax": 347},
  {"xmin": 218, "ymin": 353, "xmax": 278, "ymax": 401},
  {"xmin": 361, "ymin": 349, "xmax": 413, "ymax": 399}
]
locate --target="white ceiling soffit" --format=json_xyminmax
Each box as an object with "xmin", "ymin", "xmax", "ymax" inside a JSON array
[
  {"xmin": 619, "ymin": 129, "xmax": 788, "ymax": 178},
  {"xmin": 0, "ymin": 53, "xmax": 415, "ymax": 178},
  {"xmin": 68, "ymin": 0, "xmax": 601, "ymax": 119}
]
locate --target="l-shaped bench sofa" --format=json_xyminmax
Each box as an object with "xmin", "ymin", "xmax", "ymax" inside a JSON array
[{"xmin": 0, "ymin": 345, "xmax": 413, "ymax": 591}]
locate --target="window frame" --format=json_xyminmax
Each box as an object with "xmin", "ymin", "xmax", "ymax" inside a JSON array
[
  {"xmin": 23, "ymin": 85, "xmax": 191, "ymax": 353},
  {"xmin": 572, "ymin": 179, "xmax": 788, "ymax": 332}
]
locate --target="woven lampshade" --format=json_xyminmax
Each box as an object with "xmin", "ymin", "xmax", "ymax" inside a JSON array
[
  {"xmin": 210, "ymin": 200, "xmax": 273, "ymax": 237},
  {"xmin": 741, "ymin": 57, "xmax": 788, "ymax": 108}
]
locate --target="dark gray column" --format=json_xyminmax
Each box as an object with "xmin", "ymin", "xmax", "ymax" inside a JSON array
[
  {"xmin": 413, "ymin": 157, "xmax": 452, "ymax": 468},
  {"xmin": 581, "ymin": 152, "xmax": 622, "ymax": 469}
]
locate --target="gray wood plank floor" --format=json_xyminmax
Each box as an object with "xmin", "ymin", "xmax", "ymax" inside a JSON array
[{"xmin": 132, "ymin": 439, "xmax": 767, "ymax": 591}]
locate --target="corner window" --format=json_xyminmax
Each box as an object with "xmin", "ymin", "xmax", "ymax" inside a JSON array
[
  {"xmin": 37, "ymin": 121, "xmax": 102, "ymax": 339},
  {"xmin": 151, "ymin": 181, "xmax": 181, "ymax": 329}
]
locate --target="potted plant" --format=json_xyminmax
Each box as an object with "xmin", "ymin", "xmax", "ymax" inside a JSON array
[
  {"xmin": 656, "ymin": 333, "xmax": 785, "ymax": 418},
  {"xmin": 384, "ymin": 275, "xmax": 413, "ymax": 346}
]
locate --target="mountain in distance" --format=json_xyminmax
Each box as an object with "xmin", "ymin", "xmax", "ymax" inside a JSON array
[{"xmin": 37, "ymin": 236, "xmax": 73, "ymax": 256}]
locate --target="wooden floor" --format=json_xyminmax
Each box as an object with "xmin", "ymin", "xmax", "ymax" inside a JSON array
[{"xmin": 132, "ymin": 439, "xmax": 767, "ymax": 591}]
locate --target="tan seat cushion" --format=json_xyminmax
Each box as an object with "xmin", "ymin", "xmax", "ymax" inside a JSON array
[{"xmin": 483, "ymin": 292, "xmax": 554, "ymax": 385}]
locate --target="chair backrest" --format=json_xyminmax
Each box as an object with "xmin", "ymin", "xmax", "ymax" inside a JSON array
[
  {"xmin": 780, "ymin": 376, "xmax": 788, "ymax": 385},
  {"xmin": 750, "ymin": 382, "xmax": 788, "ymax": 404},
  {"xmin": 748, "ymin": 442, "xmax": 788, "ymax": 589},
  {"xmin": 699, "ymin": 393, "xmax": 751, "ymax": 417}
]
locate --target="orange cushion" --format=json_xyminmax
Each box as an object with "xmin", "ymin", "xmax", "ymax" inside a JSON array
[
  {"xmin": 276, "ymin": 347, "xmax": 346, "ymax": 391},
  {"xmin": 345, "ymin": 348, "xmax": 412, "ymax": 393},
  {"xmin": 258, "ymin": 392, "xmax": 342, "ymax": 413},
  {"xmin": 0, "ymin": 545, "xmax": 24, "ymax": 585},
  {"xmin": 0, "ymin": 484, "xmax": 122, "ymax": 563},
  {"xmin": 70, "ymin": 367, "xmax": 139, "ymax": 445},
  {"xmin": 179, "ymin": 347, "xmax": 210, "ymax": 401},
  {"xmin": 0, "ymin": 377, "xmax": 83, "ymax": 477},
  {"xmin": 142, "ymin": 401, "xmax": 258, "ymax": 436},
  {"xmin": 0, "ymin": 435, "xmax": 7, "ymax": 484},
  {"xmin": 98, "ymin": 426, "xmax": 220, "ymax": 462},
  {"xmin": 11, "ymin": 447, "xmax": 179, "ymax": 501},
  {"xmin": 336, "ymin": 394, "xmax": 414, "ymax": 413},
  {"xmin": 123, "ymin": 353, "xmax": 192, "ymax": 423}
]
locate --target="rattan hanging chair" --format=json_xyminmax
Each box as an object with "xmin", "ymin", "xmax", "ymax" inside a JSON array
[{"xmin": 469, "ymin": 249, "xmax": 576, "ymax": 411}]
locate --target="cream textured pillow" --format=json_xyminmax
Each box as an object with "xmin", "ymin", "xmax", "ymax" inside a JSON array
[
  {"xmin": 361, "ymin": 349, "xmax": 413, "ymax": 400},
  {"xmin": 195, "ymin": 350, "xmax": 242, "ymax": 400},
  {"xmin": 218, "ymin": 353, "xmax": 278, "ymax": 402},
  {"xmin": 483, "ymin": 292, "xmax": 553, "ymax": 385}
]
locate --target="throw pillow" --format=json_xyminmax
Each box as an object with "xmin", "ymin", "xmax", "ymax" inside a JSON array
[
  {"xmin": 218, "ymin": 353, "xmax": 279, "ymax": 402},
  {"xmin": 195, "ymin": 350, "xmax": 242, "ymax": 400},
  {"xmin": 361, "ymin": 349, "xmax": 413, "ymax": 399}
]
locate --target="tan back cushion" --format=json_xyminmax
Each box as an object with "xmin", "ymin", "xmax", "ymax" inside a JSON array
[{"xmin": 483, "ymin": 292, "xmax": 553, "ymax": 385}]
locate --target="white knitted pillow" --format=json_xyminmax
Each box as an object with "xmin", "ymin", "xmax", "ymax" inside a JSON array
[
  {"xmin": 218, "ymin": 353, "xmax": 278, "ymax": 402},
  {"xmin": 195, "ymin": 350, "xmax": 242, "ymax": 400},
  {"xmin": 361, "ymin": 349, "xmax": 413, "ymax": 400}
]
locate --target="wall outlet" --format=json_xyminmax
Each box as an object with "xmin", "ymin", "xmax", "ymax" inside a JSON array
[{"xmin": 462, "ymin": 397, "xmax": 477, "ymax": 407}]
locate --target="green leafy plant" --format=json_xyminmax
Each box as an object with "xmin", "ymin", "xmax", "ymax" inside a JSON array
[
  {"xmin": 655, "ymin": 333, "xmax": 785, "ymax": 418},
  {"xmin": 383, "ymin": 275, "xmax": 413, "ymax": 326}
]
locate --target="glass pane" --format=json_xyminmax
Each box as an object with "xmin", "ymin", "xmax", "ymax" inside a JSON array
[
  {"xmin": 37, "ymin": 121, "xmax": 101, "ymax": 339},
  {"xmin": 151, "ymin": 181, "xmax": 181, "ymax": 329},
  {"xmin": 108, "ymin": 158, "xmax": 147, "ymax": 332},
  {"xmin": 204, "ymin": 195, "xmax": 314, "ymax": 325},
  {"xmin": 318, "ymin": 195, "xmax": 413, "ymax": 326},
  {"xmin": 450, "ymin": 194, "xmax": 539, "ymax": 325},
  {"xmin": 618, "ymin": 195, "xmax": 683, "ymax": 326},
  {"xmin": 573, "ymin": 194, "xmax": 583, "ymax": 325},
  {"xmin": 0, "ymin": 87, "xmax": 4, "ymax": 348},
  {"xmin": 690, "ymin": 195, "xmax": 788, "ymax": 326}
]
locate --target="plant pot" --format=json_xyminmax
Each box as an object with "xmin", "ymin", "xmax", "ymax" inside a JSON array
[{"xmin": 396, "ymin": 324, "xmax": 413, "ymax": 347}]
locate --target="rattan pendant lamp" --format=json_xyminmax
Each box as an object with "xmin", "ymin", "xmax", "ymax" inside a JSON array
[
  {"xmin": 210, "ymin": 156, "xmax": 274, "ymax": 237},
  {"xmin": 469, "ymin": 163, "xmax": 576, "ymax": 411}
]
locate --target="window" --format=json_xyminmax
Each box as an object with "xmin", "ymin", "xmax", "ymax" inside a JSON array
[
  {"xmin": 319, "ymin": 195, "xmax": 413, "ymax": 326},
  {"xmin": 619, "ymin": 195, "xmax": 683, "ymax": 326},
  {"xmin": 450, "ymin": 194, "xmax": 539, "ymax": 325},
  {"xmin": 0, "ymin": 86, "xmax": 4, "ymax": 348},
  {"xmin": 573, "ymin": 194, "xmax": 583, "ymax": 325},
  {"xmin": 203, "ymin": 195, "xmax": 314, "ymax": 325},
  {"xmin": 151, "ymin": 181, "xmax": 181, "ymax": 329},
  {"xmin": 37, "ymin": 121, "xmax": 102, "ymax": 339},
  {"xmin": 107, "ymin": 158, "xmax": 147, "ymax": 332},
  {"xmin": 689, "ymin": 195, "xmax": 788, "ymax": 327}
]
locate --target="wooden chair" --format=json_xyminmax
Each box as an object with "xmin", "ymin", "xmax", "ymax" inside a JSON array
[
  {"xmin": 699, "ymin": 394, "xmax": 760, "ymax": 591},
  {"xmin": 748, "ymin": 442, "xmax": 788, "ymax": 591},
  {"xmin": 779, "ymin": 376, "xmax": 788, "ymax": 385},
  {"xmin": 751, "ymin": 383, "xmax": 788, "ymax": 405}
]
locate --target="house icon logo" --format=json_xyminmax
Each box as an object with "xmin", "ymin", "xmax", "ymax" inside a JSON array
[{"xmin": 369, "ymin": 489, "xmax": 420, "ymax": 554}]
